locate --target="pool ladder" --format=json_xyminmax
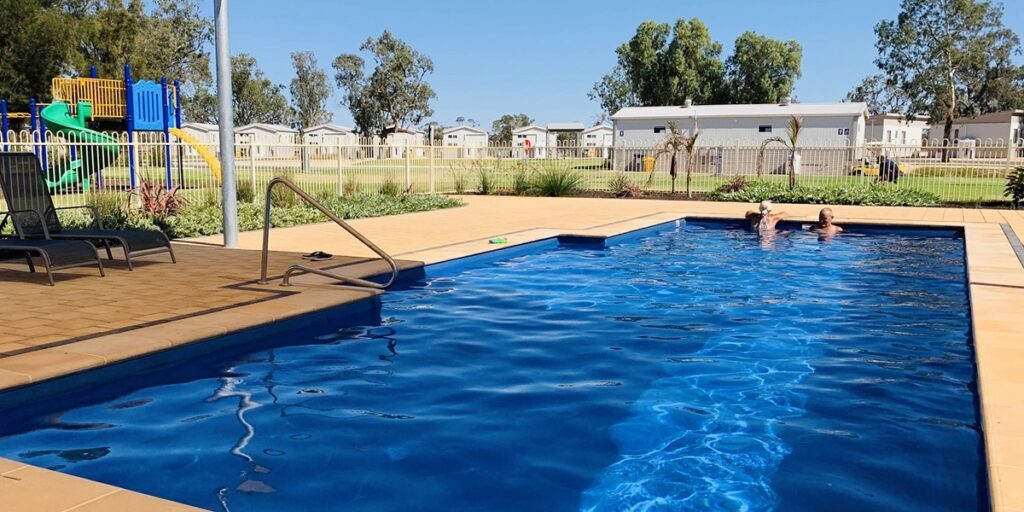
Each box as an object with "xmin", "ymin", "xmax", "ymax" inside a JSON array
[{"xmin": 257, "ymin": 177, "xmax": 399, "ymax": 289}]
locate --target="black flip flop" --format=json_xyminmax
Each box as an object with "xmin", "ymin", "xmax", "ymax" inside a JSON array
[{"xmin": 302, "ymin": 251, "xmax": 330, "ymax": 260}]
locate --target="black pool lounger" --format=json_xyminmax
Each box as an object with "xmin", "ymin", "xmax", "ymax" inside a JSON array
[
  {"xmin": 0, "ymin": 236, "xmax": 105, "ymax": 286},
  {"xmin": 0, "ymin": 153, "xmax": 176, "ymax": 270}
]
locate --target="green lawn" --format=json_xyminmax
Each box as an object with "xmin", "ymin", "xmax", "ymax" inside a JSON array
[{"xmin": 45, "ymin": 159, "xmax": 1013, "ymax": 206}]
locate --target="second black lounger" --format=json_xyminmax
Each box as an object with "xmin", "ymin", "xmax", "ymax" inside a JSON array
[{"xmin": 0, "ymin": 153, "xmax": 176, "ymax": 270}]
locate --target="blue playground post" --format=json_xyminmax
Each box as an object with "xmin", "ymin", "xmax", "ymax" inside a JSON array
[
  {"xmin": 37, "ymin": 103, "xmax": 49, "ymax": 171},
  {"xmin": 1, "ymin": 100, "xmax": 9, "ymax": 151},
  {"xmin": 89, "ymin": 66, "xmax": 97, "ymax": 79},
  {"xmin": 160, "ymin": 76, "xmax": 172, "ymax": 188},
  {"xmin": 28, "ymin": 98, "xmax": 38, "ymax": 159},
  {"xmin": 124, "ymin": 65, "xmax": 137, "ymax": 189},
  {"xmin": 173, "ymin": 79, "xmax": 184, "ymax": 185}
]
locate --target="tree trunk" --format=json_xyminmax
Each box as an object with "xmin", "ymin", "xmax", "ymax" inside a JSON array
[
  {"xmin": 788, "ymin": 150, "xmax": 796, "ymax": 189},
  {"xmin": 685, "ymin": 152, "xmax": 692, "ymax": 198},
  {"xmin": 670, "ymin": 153, "xmax": 677, "ymax": 194},
  {"xmin": 941, "ymin": 114, "xmax": 954, "ymax": 163}
]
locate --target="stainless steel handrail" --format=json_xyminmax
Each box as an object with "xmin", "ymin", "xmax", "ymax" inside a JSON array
[{"xmin": 257, "ymin": 177, "xmax": 399, "ymax": 289}]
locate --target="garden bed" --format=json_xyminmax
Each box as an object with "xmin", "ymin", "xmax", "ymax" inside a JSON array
[{"xmin": 58, "ymin": 193, "xmax": 465, "ymax": 239}]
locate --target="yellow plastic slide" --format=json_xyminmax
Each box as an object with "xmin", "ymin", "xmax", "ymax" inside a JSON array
[{"xmin": 169, "ymin": 128, "xmax": 222, "ymax": 184}]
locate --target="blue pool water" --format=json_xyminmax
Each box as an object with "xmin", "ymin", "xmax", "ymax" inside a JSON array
[{"xmin": 0, "ymin": 221, "xmax": 985, "ymax": 511}]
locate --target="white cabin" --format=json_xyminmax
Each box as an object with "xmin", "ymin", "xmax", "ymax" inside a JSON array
[
  {"xmin": 442, "ymin": 125, "xmax": 489, "ymax": 157},
  {"xmin": 512, "ymin": 125, "xmax": 557, "ymax": 158}
]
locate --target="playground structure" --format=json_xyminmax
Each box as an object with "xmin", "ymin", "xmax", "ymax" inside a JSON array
[{"xmin": 0, "ymin": 65, "xmax": 221, "ymax": 192}]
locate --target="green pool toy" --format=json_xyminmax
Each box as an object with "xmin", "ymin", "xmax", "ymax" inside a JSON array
[{"xmin": 489, "ymin": 237, "xmax": 508, "ymax": 244}]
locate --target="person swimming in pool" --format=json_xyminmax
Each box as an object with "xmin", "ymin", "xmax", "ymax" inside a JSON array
[
  {"xmin": 745, "ymin": 200, "xmax": 787, "ymax": 234},
  {"xmin": 811, "ymin": 207, "xmax": 843, "ymax": 235}
]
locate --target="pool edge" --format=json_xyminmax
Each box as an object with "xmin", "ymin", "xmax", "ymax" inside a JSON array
[{"xmin": 0, "ymin": 210, "xmax": 1020, "ymax": 512}]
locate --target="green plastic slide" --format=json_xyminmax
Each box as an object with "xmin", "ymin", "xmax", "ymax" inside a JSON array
[{"xmin": 40, "ymin": 101, "xmax": 120, "ymax": 190}]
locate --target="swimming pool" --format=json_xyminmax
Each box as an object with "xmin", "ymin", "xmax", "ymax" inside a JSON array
[{"xmin": 0, "ymin": 220, "xmax": 985, "ymax": 511}]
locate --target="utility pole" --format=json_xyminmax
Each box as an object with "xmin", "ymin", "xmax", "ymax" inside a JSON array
[{"xmin": 214, "ymin": 0, "xmax": 238, "ymax": 247}]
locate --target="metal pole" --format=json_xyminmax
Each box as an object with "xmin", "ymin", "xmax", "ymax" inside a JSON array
[
  {"xmin": 214, "ymin": 0, "xmax": 238, "ymax": 247},
  {"xmin": 124, "ymin": 65, "xmax": 137, "ymax": 189},
  {"xmin": 405, "ymin": 141, "xmax": 411, "ymax": 190},
  {"xmin": 336, "ymin": 140, "xmax": 344, "ymax": 196},
  {"xmin": 249, "ymin": 141, "xmax": 257, "ymax": 192},
  {"xmin": 429, "ymin": 142, "xmax": 435, "ymax": 193}
]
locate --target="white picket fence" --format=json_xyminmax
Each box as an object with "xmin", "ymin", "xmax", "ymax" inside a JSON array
[{"xmin": 2, "ymin": 130, "xmax": 1023, "ymax": 206}]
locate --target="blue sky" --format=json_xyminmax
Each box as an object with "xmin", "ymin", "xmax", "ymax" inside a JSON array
[{"xmin": 203, "ymin": 0, "xmax": 1024, "ymax": 129}]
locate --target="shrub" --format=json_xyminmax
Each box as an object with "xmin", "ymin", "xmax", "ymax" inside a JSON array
[
  {"xmin": 271, "ymin": 172, "xmax": 300, "ymax": 208},
  {"xmin": 512, "ymin": 169, "xmax": 531, "ymax": 196},
  {"xmin": 342, "ymin": 177, "xmax": 361, "ymax": 197},
  {"xmin": 478, "ymin": 168, "xmax": 494, "ymax": 195},
  {"xmin": 136, "ymin": 179, "xmax": 188, "ymax": 216},
  {"xmin": 201, "ymin": 187, "xmax": 221, "ymax": 208},
  {"xmin": 379, "ymin": 178, "xmax": 401, "ymax": 196},
  {"xmin": 451, "ymin": 170, "xmax": 469, "ymax": 194},
  {"xmin": 716, "ymin": 175, "xmax": 748, "ymax": 194},
  {"xmin": 709, "ymin": 180, "xmax": 941, "ymax": 207},
  {"xmin": 313, "ymin": 188, "xmax": 338, "ymax": 204},
  {"xmin": 1005, "ymin": 167, "xmax": 1024, "ymax": 207},
  {"xmin": 608, "ymin": 173, "xmax": 642, "ymax": 198},
  {"xmin": 86, "ymin": 190, "xmax": 128, "ymax": 225},
  {"xmin": 236, "ymin": 180, "xmax": 256, "ymax": 203},
  {"xmin": 530, "ymin": 167, "xmax": 583, "ymax": 197}
]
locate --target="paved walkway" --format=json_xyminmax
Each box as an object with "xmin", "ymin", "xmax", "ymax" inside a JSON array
[{"xmin": 0, "ymin": 195, "xmax": 1021, "ymax": 511}]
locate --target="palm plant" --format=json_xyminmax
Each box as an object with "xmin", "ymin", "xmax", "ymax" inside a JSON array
[
  {"xmin": 785, "ymin": 115, "xmax": 803, "ymax": 189},
  {"xmin": 654, "ymin": 122, "xmax": 700, "ymax": 195},
  {"xmin": 755, "ymin": 115, "xmax": 802, "ymax": 189}
]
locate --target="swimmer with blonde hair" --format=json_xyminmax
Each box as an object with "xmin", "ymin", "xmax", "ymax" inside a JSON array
[{"xmin": 745, "ymin": 200, "xmax": 788, "ymax": 233}]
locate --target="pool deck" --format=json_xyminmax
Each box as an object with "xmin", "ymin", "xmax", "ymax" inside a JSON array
[{"xmin": 1, "ymin": 195, "xmax": 1023, "ymax": 511}]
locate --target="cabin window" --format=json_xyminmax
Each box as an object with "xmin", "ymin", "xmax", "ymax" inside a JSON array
[
  {"xmin": 653, "ymin": 126, "xmax": 666, "ymax": 134},
  {"xmin": 447, "ymin": 134, "xmax": 457, "ymax": 139},
  {"xmin": 586, "ymin": 134, "xmax": 597, "ymax": 138},
  {"xmin": 758, "ymin": 125, "xmax": 772, "ymax": 133}
]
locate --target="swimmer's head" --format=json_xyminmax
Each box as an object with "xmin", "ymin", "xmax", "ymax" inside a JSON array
[
  {"xmin": 759, "ymin": 200, "xmax": 772, "ymax": 214},
  {"xmin": 819, "ymin": 207, "xmax": 834, "ymax": 224}
]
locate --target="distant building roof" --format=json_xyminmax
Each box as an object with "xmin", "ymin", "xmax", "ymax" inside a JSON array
[
  {"xmin": 582, "ymin": 124, "xmax": 613, "ymax": 133},
  {"xmin": 385, "ymin": 124, "xmax": 423, "ymax": 134},
  {"xmin": 512, "ymin": 124, "xmax": 548, "ymax": 134},
  {"xmin": 611, "ymin": 102, "xmax": 869, "ymax": 120},
  {"xmin": 304, "ymin": 123, "xmax": 355, "ymax": 134},
  {"xmin": 236, "ymin": 123, "xmax": 297, "ymax": 134},
  {"xmin": 866, "ymin": 113, "xmax": 928, "ymax": 123},
  {"xmin": 442, "ymin": 125, "xmax": 488, "ymax": 136},
  {"xmin": 946, "ymin": 109, "xmax": 1024, "ymax": 124},
  {"xmin": 181, "ymin": 122, "xmax": 219, "ymax": 132},
  {"xmin": 546, "ymin": 122, "xmax": 585, "ymax": 131}
]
